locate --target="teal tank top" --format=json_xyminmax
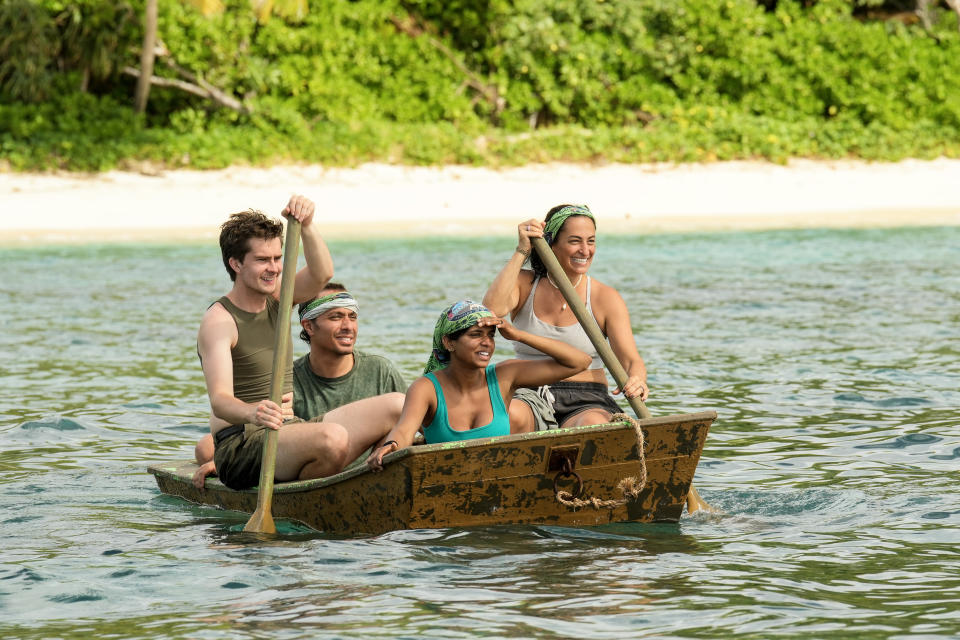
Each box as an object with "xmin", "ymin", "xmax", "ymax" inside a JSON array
[{"xmin": 423, "ymin": 364, "xmax": 511, "ymax": 443}]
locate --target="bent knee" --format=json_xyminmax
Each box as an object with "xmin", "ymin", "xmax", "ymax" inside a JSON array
[
  {"xmin": 386, "ymin": 392, "xmax": 404, "ymax": 418},
  {"xmin": 509, "ymin": 400, "xmax": 535, "ymax": 433},
  {"xmin": 312, "ymin": 423, "xmax": 350, "ymax": 469},
  {"xmin": 195, "ymin": 434, "xmax": 215, "ymax": 465}
]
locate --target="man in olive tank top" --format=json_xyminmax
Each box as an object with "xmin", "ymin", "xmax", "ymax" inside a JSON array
[
  {"xmin": 195, "ymin": 195, "xmax": 391, "ymax": 491},
  {"xmin": 193, "ymin": 283, "xmax": 407, "ymax": 487}
]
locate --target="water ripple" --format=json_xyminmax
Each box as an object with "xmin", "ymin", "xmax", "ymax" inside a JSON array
[{"xmin": 2, "ymin": 229, "xmax": 960, "ymax": 638}]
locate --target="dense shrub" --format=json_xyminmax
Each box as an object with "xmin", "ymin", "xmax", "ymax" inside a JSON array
[
  {"xmin": 1, "ymin": 0, "xmax": 958, "ymax": 170},
  {"xmin": 0, "ymin": 0, "xmax": 139, "ymax": 101}
]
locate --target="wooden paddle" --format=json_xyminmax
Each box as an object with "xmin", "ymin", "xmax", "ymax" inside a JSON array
[
  {"xmin": 243, "ymin": 218, "xmax": 302, "ymax": 534},
  {"xmin": 531, "ymin": 237, "xmax": 715, "ymax": 515}
]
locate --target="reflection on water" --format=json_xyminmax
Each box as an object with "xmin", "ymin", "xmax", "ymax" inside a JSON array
[{"xmin": 2, "ymin": 227, "xmax": 960, "ymax": 638}]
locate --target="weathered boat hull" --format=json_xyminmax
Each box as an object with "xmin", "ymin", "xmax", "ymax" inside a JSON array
[{"xmin": 148, "ymin": 411, "xmax": 715, "ymax": 536}]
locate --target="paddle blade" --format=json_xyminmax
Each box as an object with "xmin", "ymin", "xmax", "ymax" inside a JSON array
[
  {"xmin": 685, "ymin": 484, "xmax": 717, "ymax": 514},
  {"xmin": 243, "ymin": 506, "xmax": 276, "ymax": 534}
]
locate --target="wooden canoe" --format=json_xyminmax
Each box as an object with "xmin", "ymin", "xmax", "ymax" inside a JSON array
[{"xmin": 148, "ymin": 411, "xmax": 715, "ymax": 535}]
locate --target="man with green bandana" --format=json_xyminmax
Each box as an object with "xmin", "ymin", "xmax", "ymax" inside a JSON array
[{"xmin": 292, "ymin": 283, "xmax": 406, "ymax": 423}]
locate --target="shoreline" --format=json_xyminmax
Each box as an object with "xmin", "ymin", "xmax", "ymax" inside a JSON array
[{"xmin": 2, "ymin": 158, "xmax": 959, "ymax": 245}]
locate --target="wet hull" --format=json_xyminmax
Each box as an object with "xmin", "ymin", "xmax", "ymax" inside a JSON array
[{"xmin": 148, "ymin": 411, "xmax": 715, "ymax": 536}]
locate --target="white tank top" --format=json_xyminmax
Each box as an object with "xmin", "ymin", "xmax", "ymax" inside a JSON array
[{"xmin": 511, "ymin": 275, "xmax": 604, "ymax": 370}]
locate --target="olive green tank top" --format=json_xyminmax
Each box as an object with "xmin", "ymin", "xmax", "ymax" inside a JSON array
[{"xmin": 216, "ymin": 296, "xmax": 293, "ymax": 403}]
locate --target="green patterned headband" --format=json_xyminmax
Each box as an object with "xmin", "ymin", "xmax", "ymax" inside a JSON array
[
  {"xmin": 543, "ymin": 205, "xmax": 595, "ymax": 244},
  {"xmin": 424, "ymin": 300, "xmax": 495, "ymax": 374},
  {"xmin": 298, "ymin": 292, "xmax": 359, "ymax": 322}
]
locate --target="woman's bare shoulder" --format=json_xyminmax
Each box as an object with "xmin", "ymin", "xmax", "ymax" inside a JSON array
[
  {"xmin": 517, "ymin": 268, "xmax": 536, "ymax": 286},
  {"xmin": 589, "ymin": 276, "xmax": 625, "ymax": 300},
  {"xmin": 513, "ymin": 269, "xmax": 537, "ymax": 308},
  {"xmin": 589, "ymin": 277, "xmax": 629, "ymax": 315}
]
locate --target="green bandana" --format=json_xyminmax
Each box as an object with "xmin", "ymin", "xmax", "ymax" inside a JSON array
[
  {"xmin": 424, "ymin": 300, "xmax": 495, "ymax": 374},
  {"xmin": 543, "ymin": 204, "xmax": 595, "ymax": 245},
  {"xmin": 298, "ymin": 292, "xmax": 359, "ymax": 322}
]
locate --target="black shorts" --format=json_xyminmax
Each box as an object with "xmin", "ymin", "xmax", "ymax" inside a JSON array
[
  {"xmin": 213, "ymin": 424, "xmax": 266, "ymax": 490},
  {"xmin": 549, "ymin": 381, "xmax": 622, "ymax": 427}
]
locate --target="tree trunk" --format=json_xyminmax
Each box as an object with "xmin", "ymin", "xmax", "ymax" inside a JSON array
[{"xmin": 135, "ymin": 0, "xmax": 158, "ymax": 113}]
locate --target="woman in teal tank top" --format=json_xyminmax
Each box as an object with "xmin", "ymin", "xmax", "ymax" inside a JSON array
[
  {"xmin": 367, "ymin": 300, "xmax": 592, "ymax": 470},
  {"xmin": 423, "ymin": 363, "xmax": 510, "ymax": 443}
]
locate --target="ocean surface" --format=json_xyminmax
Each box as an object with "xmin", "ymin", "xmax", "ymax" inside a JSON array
[{"xmin": 2, "ymin": 227, "xmax": 958, "ymax": 639}]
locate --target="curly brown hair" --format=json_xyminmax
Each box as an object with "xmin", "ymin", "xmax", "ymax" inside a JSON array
[{"xmin": 218, "ymin": 210, "xmax": 284, "ymax": 281}]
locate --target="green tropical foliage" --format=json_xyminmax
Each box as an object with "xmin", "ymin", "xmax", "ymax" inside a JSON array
[{"xmin": 1, "ymin": 0, "xmax": 959, "ymax": 170}]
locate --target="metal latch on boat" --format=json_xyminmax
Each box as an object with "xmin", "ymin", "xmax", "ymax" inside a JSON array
[{"xmin": 548, "ymin": 446, "xmax": 584, "ymax": 500}]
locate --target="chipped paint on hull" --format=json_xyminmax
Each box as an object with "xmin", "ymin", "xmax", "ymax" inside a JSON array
[{"xmin": 148, "ymin": 412, "xmax": 716, "ymax": 535}]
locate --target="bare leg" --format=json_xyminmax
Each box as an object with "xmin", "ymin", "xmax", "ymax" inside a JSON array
[
  {"xmin": 192, "ymin": 433, "xmax": 217, "ymax": 488},
  {"xmin": 274, "ymin": 421, "xmax": 350, "ymax": 481},
  {"xmin": 560, "ymin": 408, "xmax": 613, "ymax": 430},
  {"xmin": 509, "ymin": 399, "xmax": 535, "ymax": 434},
  {"xmin": 323, "ymin": 392, "xmax": 404, "ymax": 461},
  {"xmin": 195, "ymin": 433, "xmax": 215, "ymax": 465}
]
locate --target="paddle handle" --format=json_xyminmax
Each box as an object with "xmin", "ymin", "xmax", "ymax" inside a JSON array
[
  {"xmin": 268, "ymin": 220, "xmax": 301, "ymax": 408},
  {"xmin": 244, "ymin": 218, "xmax": 301, "ymax": 534},
  {"xmin": 531, "ymin": 238, "xmax": 651, "ymax": 420}
]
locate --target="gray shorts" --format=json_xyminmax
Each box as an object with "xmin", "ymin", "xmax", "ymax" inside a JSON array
[
  {"xmin": 549, "ymin": 381, "xmax": 622, "ymax": 426},
  {"xmin": 514, "ymin": 382, "xmax": 622, "ymax": 430},
  {"xmin": 513, "ymin": 387, "xmax": 559, "ymax": 431}
]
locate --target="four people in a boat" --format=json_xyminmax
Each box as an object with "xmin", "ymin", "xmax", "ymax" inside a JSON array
[
  {"xmin": 196, "ymin": 197, "xmax": 394, "ymax": 490},
  {"xmin": 365, "ymin": 300, "xmax": 591, "ymax": 471},
  {"xmin": 194, "ymin": 198, "xmax": 646, "ymax": 487},
  {"xmin": 482, "ymin": 204, "xmax": 648, "ymax": 432},
  {"xmin": 193, "ymin": 282, "xmax": 405, "ymax": 487}
]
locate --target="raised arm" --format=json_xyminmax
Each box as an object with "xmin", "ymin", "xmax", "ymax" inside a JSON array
[
  {"xmin": 482, "ymin": 219, "xmax": 543, "ymax": 317},
  {"xmin": 366, "ymin": 377, "xmax": 435, "ymax": 471},
  {"xmin": 197, "ymin": 305, "xmax": 284, "ymax": 429},
  {"xmin": 598, "ymin": 286, "xmax": 649, "ymax": 401},
  {"xmin": 279, "ymin": 195, "xmax": 334, "ymax": 305},
  {"xmin": 490, "ymin": 317, "xmax": 591, "ymax": 391}
]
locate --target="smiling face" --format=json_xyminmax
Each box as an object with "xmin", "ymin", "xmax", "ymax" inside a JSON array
[
  {"xmin": 551, "ymin": 215, "xmax": 597, "ymax": 277},
  {"xmin": 444, "ymin": 324, "xmax": 497, "ymax": 368},
  {"xmin": 230, "ymin": 236, "xmax": 283, "ymax": 296},
  {"xmin": 303, "ymin": 307, "xmax": 359, "ymax": 357}
]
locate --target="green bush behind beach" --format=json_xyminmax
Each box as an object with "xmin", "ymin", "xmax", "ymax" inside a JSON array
[{"xmin": 1, "ymin": 0, "xmax": 959, "ymax": 171}]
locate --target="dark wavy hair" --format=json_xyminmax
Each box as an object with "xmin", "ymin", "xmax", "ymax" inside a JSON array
[
  {"xmin": 529, "ymin": 204, "xmax": 596, "ymax": 276},
  {"xmin": 218, "ymin": 210, "xmax": 284, "ymax": 281}
]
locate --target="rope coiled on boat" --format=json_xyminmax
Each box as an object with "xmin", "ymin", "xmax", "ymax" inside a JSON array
[{"xmin": 554, "ymin": 413, "xmax": 648, "ymax": 510}]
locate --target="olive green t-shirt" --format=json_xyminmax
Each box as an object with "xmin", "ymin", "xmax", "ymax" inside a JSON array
[{"xmin": 292, "ymin": 350, "xmax": 406, "ymax": 420}]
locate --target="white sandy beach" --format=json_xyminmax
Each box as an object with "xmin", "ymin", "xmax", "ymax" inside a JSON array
[{"xmin": 1, "ymin": 158, "xmax": 959, "ymax": 244}]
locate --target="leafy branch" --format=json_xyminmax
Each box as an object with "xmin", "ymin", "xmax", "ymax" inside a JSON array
[
  {"xmin": 124, "ymin": 43, "xmax": 249, "ymax": 114},
  {"xmin": 389, "ymin": 14, "xmax": 505, "ymax": 121}
]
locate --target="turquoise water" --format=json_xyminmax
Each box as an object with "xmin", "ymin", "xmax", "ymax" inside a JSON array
[{"xmin": 2, "ymin": 227, "xmax": 959, "ymax": 639}]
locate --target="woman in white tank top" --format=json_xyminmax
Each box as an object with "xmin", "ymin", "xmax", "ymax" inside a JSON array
[{"xmin": 482, "ymin": 205, "xmax": 649, "ymax": 432}]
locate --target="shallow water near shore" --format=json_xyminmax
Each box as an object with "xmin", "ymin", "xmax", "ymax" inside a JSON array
[{"xmin": 2, "ymin": 227, "xmax": 959, "ymax": 639}]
